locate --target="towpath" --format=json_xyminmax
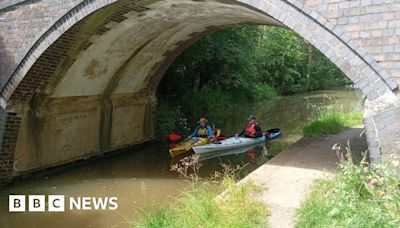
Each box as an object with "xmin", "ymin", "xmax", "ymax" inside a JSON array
[{"xmin": 240, "ymin": 127, "xmax": 367, "ymax": 228}]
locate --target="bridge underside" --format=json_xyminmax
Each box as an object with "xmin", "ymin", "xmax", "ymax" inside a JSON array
[
  {"xmin": 1, "ymin": 0, "xmax": 400, "ymax": 182},
  {"xmin": 5, "ymin": 0, "xmax": 282, "ymax": 175}
]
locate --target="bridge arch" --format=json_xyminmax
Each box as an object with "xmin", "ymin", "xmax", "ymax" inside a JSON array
[
  {"xmin": 2, "ymin": 0, "xmax": 398, "ymax": 103},
  {"xmin": 1, "ymin": 0, "xmax": 400, "ymax": 182}
]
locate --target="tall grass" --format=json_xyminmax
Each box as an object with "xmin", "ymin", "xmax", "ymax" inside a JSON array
[
  {"xmin": 135, "ymin": 179, "xmax": 270, "ymax": 228},
  {"xmin": 296, "ymin": 148, "xmax": 400, "ymax": 228},
  {"xmin": 252, "ymin": 84, "xmax": 279, "ymax": 100},
  {"xmin": 303, "ymin": 111, "xmax": 363, "ymax": 136}
]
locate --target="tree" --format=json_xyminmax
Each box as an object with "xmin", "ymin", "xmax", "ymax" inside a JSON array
[{"xmin": 157, "ymin": 25, "xmax": 350, "ymax": 99}]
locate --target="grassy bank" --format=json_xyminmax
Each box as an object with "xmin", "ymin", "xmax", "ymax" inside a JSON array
[
  {"xmin": 303, "ymin": 111, "xmax": 363, "ymax": 136},
  {"xmin": 135, "ymin": 179, "xmax": 270, "ymax": 228},
  {"xmin": 296, "ymin": 151, "xmax": 400, "ymax": 227}
]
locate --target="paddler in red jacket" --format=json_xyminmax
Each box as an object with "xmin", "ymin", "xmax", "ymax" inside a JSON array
[{"xmin": 236, "ymin": 115, "xmax": 263, "ymax": 138}]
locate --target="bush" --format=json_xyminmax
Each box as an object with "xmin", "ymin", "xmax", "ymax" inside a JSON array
[
  {"xmin": 182, "ymin": 88, "xmax": 277, "ymax": 114},
  {"xmin": 303, "ymin": 111, "xmax": 363, "ymax": 136},
  {"xmin": 154, "ymin": 100, "xmax": 190, "ymax": 140},
  {"xmin": 135, "ymin": 179, "xmax": 270, "ymax": 228},
  {"xmin": 250, "ymin": 84, "xmax": 278, "ymax": 100},
  {"xmin": 155, "ymin": 87, "xmax": 278, "ymax": 139},
  {"xmin": 181, "ymin": 90, "xmax": 241, "ymax": 115},
  {"xmin": 296, "ymin": 149, "xmax": 400, "ymax": 228}
]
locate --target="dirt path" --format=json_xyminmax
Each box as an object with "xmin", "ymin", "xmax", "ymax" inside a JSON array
[{"xmin": 240, "ymin": 127, "xmax": 367, "ymax": 228}]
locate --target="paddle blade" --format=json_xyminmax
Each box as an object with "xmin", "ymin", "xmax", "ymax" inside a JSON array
[
  {"xmin": 184, "ymin": 142, "xmax": 193, "ymax": 151},
  {"xmin": 215, "ymin": 129, "xmax": 221, "ymax": 137},
  {"xmin": 168, "ymin": 133, "xmax": 182, "ymax": 142},
  {"xmin": 266, "ymin": 128, "xmax": 280, "ymax": 133},
  {"xmin": 185, "ymin": 144, "xmax": 193, "ymax": 151}
]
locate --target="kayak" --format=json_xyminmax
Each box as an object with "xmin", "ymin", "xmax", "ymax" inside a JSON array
[
  {"xmin": 169, "ymin": 137, "xmax": 210, "ymax": 157},
  {"xmin": 192, "ymin": 129, "xmax": 282, "ymax": 155},
  {"xmin": 168, "ymin": 129, "xmax": 223, "ymax": 157}
]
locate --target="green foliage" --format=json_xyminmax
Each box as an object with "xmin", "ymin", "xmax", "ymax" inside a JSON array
[
  {"xmin": 296, "ymin": 150, "xmax": 400, "ymax": 228},
  {"xmin": 155, "ymin": 86, "xmax": 277, "ymax": 139},
  {"xmin": 154, "ymin": 100, "xmax": 190, "ymax": 139},
  {"xmin": 182, "ymin": 86, "xmax": 277, "ymax": 114},
  {"xmin": 307, "ymin": 50, "xmax": 350, "ymax": 90},
  {"xmin": 158, "ymin": 25, "xmax": 350, "ymax": 100},
  {"xmin": 256, "ymin": 27, "xmax": 307, "ymax": 94},
  {"xmin": 158, "ymin": 25, "xmax": 263, "ymax": 98},
  {"xmin": 256, "ymin": 27, "xmax": 349, "ymax": 94},
  {"xmin": 303, "ymin": 111, "xmax": 363, "ymax": 136},
  {"xmin": 135, "ymin": 179, "xmax": 270, "ymax": 228},
  {"xmin": 155, "ymin": 25, "xmax": 352, "ymax": 139},
  {"xmin": 182, "ymin": 90, "xmax": 248, "ymax": 115},
  {"xmin": 252, "ymin": 84, "xmax": 279, "ymax": 100}
]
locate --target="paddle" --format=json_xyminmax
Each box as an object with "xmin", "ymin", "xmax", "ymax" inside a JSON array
[
  {"xmin": 266, "ymin": 128, "xmax": 280, "ymax": 134},
  {"xmin": 168, "ymin": 133, "xmax": 182, "ymax": 142},
  {"xmin": 184, "ymin": 138, "xmax": 197, "ymax": 151},
  {"xmin": 211, "ymin": 128, "xmax": 281, "ymax": 144},
  {"xmin": 222, "ymin": 128, "xmax": 280, "ymax": 139}
]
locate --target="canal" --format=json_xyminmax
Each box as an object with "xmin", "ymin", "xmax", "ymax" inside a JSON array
[{"xmin": 0, "ymin": 90, "xmax": 363, "ymax": 228}]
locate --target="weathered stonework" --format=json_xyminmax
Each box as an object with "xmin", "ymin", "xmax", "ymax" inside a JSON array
[{"xmin": 0, "ymin": 0, "xmax": 399, "ymax": 183}]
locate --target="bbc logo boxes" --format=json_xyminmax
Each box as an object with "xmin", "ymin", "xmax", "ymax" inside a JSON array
[{"xmin": 9, "ymin": 195, "xmax": 65, "ymax": 212}]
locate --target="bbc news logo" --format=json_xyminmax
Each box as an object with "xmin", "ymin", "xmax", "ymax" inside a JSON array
[{"xmin": 9, "ymin": 195, "xmax": 118, "ymax": 212}]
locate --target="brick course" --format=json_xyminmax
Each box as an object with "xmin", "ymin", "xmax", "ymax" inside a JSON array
[
  {"xmin": 0, "ymin": 108, "xmax": 20, "ymax": 183},
  {"xmin": 0, "ymin": 0, "xmax": 81, "ymax": 89},
  {"xmin": 303, "ymin": 0, "xmax": 400, "ymax": 84}
]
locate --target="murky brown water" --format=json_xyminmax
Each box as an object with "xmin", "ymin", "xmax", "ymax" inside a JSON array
[{"xmin": 0, "ymin": 90, "xmax": 363, "ymax": 228}]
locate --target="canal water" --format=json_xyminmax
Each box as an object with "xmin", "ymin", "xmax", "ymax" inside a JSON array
[{"xmin": 0, "ymin": 90, "xmax": 363, "ymax": 228}]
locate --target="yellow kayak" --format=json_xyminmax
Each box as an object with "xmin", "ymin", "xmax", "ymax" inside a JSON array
[
  {"xmin": 168, "ymin": 129, "xmax": 222, "ymax": 157},
  {"xmin": 169, "ymin": 138, "xmax": 210, "ymax": 157}
]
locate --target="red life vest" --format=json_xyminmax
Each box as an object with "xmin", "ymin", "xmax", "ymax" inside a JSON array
[{"xmin": 245, "ymin": 123, "xmax": 257, "ymax": 137}]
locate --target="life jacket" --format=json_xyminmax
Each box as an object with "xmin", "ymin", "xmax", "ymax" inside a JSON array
[
  {"xmin": 245, "ymin": 123, "xmax": 257, "ymax": 137},
  {"xmin": 197, "ymin": 126, "xmax": 209, "ymax": 138}
]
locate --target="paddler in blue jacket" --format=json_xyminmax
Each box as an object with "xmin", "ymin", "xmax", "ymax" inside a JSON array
[{"xmin": 188, "ymin": 118, "xmax": 213, "ymax": 139}]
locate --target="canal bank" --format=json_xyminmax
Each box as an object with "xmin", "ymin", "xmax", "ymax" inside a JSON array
[{"xmin": 235, "ymin": 127, "xmax": 367, "ymax": 228}]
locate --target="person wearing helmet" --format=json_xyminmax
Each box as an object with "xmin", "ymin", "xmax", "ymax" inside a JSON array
[{"xmin": 236, "ymin": 115, "xmax": 263, "ymax": 138}]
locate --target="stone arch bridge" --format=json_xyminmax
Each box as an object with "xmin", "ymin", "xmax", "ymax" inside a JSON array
[{"xmin": 0, "ymin": 0, "xmax": 400, "ymax": 183}]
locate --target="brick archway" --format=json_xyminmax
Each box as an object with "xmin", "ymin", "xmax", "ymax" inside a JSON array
[
  {"xmin": 1, "ymin": 0, "xmax": 398, "ymax": 104},
  {"xmin": 0, "ymin": 0, "xmax": 399, "ymax": 183}
]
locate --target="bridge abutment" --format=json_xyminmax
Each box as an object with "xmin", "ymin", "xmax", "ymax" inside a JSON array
[
  {"xmin": 2, "ymin": 91, "xmax": 155, "ymax": 178},
  {"xmin": 364, "ymin": 93, "xmax": 400, "ymax": 162}
]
